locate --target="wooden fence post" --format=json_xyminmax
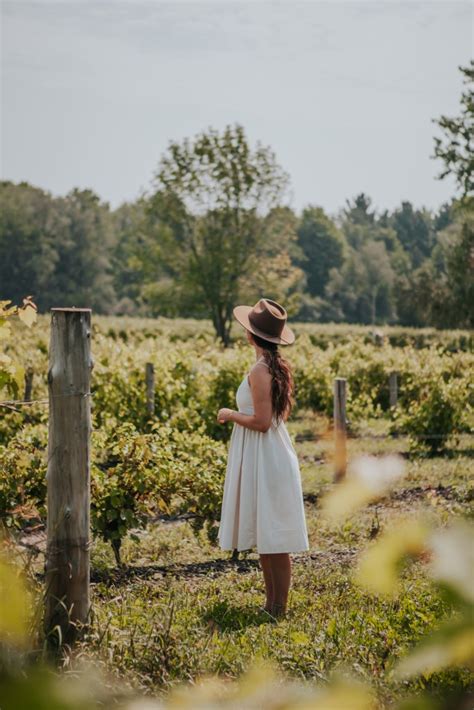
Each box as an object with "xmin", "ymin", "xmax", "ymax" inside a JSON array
[
  {"xmin": 44, "ymin": 308, "xmax": 92, "ymax": 649},
  {"xmin": 334, "ymin": 378, "xmax": 347, "ymax": 482},
  {"xmin": 389, "ymin": 372, "xmax": 398, "ymax": 408},
  {"xmin": 145, "ymin": 362, "xmax": 155, "ymax": 417},
  {"xmin": 24, "ymin": 368, "xmax": 34, "ymax": 401}
]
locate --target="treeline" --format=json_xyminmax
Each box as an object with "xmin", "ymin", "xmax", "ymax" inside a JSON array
[
  {"xmin": 1, "ymin": 179, "xmax": 471, "ymax": 330},
  {"xmin": 2, "ymin": 63, "xmax": 473, "ymax": 340}
]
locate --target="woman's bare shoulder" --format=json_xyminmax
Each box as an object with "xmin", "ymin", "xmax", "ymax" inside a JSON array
[{"xmin": 248, "ymin": 361, "xmax": 272, "ymax": 383}]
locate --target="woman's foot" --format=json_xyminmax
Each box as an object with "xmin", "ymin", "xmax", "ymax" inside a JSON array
[
  {"xmin": 270, "ymin": 603, "xmax": 287, "ymax": 620},
  {"xmin": 259, "ymin": 605, "xmax": 286, "ymax": 622},
  {"xmin": 258, "ymin": 603, "xmax": 274, "ymax": 618}
]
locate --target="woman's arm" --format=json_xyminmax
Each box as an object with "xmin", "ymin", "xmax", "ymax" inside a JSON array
[
  {"xmin": 228, "ymin": 409, "xmax": 268, "ymax": 432},
  {"xmin": 217, "ymin": 365, "xmax": 273, "ymax": 433}
]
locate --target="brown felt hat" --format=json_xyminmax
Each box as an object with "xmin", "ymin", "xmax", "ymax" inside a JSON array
[{"xmin": 233, "ymin": 298, "xmax": 295, "ymax": 345}]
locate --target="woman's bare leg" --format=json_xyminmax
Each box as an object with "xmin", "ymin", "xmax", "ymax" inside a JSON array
[
  {"xmin": 259, "ymin": 554, "xmax": 274, "ymax": 611},
  {"xmin": 269, "ymin": 553, "xmax": 291, "ymax": 615}
]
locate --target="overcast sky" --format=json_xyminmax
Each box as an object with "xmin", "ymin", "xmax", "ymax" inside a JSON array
[{"xmin": 1, "ymin": 1, "xmax": 472, "ymax": 215}]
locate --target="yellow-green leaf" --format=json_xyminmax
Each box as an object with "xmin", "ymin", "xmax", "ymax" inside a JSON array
[
  {"xmin": 0, "ymin": 555, "xmax": 30, "ymax": 645},
  {"xmin": 395, "ymin": 618, "xmax": 474, "ymax": 678},
  {"xmin": 18, "ymin": 302, "xmax": 37, "ymax": 328},
  {"xmin": 354, "ymin": 518, "xmax": 431, "ymax": 597},
  {"xmin": 321, "ymin": 454, "xmax": 405, "ymax": 523}
]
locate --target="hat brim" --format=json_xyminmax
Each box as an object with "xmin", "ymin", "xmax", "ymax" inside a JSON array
[{"xmin": 233, "ymin": 305, "xmax": 295, "ymax": 345}]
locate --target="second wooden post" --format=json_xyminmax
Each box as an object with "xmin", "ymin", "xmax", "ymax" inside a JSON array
[
  {"xmin": 145, "ymin": 362, "xmax": 155, "ymax": 418},
  {"xmin": 333, "ymin": 377, "xmax": 347, "ymax": 482}
]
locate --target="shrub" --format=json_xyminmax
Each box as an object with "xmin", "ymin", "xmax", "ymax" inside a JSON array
[
  {"xmin": 391, "ymin": 379, "xmax": 469, "ymax": 454},
  {"xmin": 0, "ymin": 423, "xmax": 48, "ymax": 528},
  {"xmin": 91, "ymin": 420, "xmax": 227, "ymax": 563},
  {"xmin": 202, "ymin": 358, "xmax": 249, "ymax": 441}
]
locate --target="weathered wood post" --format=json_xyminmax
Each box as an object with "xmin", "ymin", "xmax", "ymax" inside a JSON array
[
  {"xmin": 44, "ymin": 308, "xmax": 92, "ymax": 648},
  {"xmin": 333, "ymin": 378, "xmax": 347, "ymax": 482},
  {"xmin": 145, "ymin": 362, "xmax": 155, "ymax": 417},
  {"xmin": 24, "ymin": 367, "xmax": 34, "ymax": 401},
  {"xmin": 389, "ymin": 372, "xmax": 398, "ymax": 408}
]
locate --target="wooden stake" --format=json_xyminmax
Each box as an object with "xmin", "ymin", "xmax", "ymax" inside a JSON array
[
  {"xmin": 44, "ymin": 308, "xmax": 92, "ymax": 648},
  {"xmin": 334, "ymin": 378, "xmax": 347, "ymax": 482},
  {"xmin": 145, "ymin": 362, "xmax": 155, "ymax": 417},
  {"xmin": 24, "ymin": 368, "xmax": 34, "ymax": 401}
]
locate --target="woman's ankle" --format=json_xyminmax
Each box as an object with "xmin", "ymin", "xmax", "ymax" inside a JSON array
[{"xmin": 271, "ymin": 602, "xmax": 287, "ymax": 618}]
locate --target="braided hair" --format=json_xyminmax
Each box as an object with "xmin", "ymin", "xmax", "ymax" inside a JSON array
[{"xmin": 251, "ymin": 332, "xmax": 295, "ymax": 425}]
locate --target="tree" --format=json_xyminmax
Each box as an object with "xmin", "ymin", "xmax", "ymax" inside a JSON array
[
  {"xmin": 149, "ymin": 124, "xmax": 289, "ymax": 345},
  {"xmin": 0, "ymin": 182, "xmax": 58, "ymax": 309},
  {"xmin": 363, "ymin": 241, "xmax": 395, "ymax": 324},
  {"xmin": 111, "ymin": 198, "xmax": 179, "ymax": 316},
  {"xmin": 340, "ymin": 193, "xmax": 377, "ymax": 250},
  {"xmin": 329, "ymin": 194, "xmax": 409, "ymax": 323},
  {"xmin": 394, "ymin": 203, "xmax": 473, "ymax": 329},
  {"xmin": 444, "ymin": 209, "xmax": 474, "ymax": 328},
  {"xmin": 239, "ymin": 206, "xmax": 305, "ymax": 316},
  {"xmin": 0, "ymin": 183, "xmax": 116, "ymax": 313},
  {"xmin": 296, "ymin": 206, "xmax": 346, "ymax": 297},
  {"xmin": 430, "ymin": 61, "xmax": 474, "ymax": 328},
  {"xmin": 433, "ymin": 200, "xmax": 455, "ymax": 232},
  {"xmin": 390, "ymin": 202, "xmax": 435, "ymax": 268},
  {"xmin": 48, "ymin": 189, "xmax": 116, "ymax": 312},
  {"xmin": 111, "ymin": 199, "xmax": 148, "ymax": 314},
  {"xmin": 433, "ymin": 61, "xmax": 474, "ymax": 199},
  {"xmin": 432, "ymin": 204, "xmax": 474, "ymax": 328},
  {"xmin": 325, "ymin": 241, "xmax": 395, "ymax": 324},
  {"xmin": 344, "ymin": 193, "xmax": 375, "ymax": 226}
]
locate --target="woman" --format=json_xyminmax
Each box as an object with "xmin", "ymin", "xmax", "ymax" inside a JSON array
[{"xmin": 216, "ymin": 298, "xmax": 309, "ymax": 620}]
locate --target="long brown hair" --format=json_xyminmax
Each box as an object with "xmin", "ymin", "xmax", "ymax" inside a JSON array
[{"xmin": 251, "ymin": 333, "xmax": 295, "ymax": 424}]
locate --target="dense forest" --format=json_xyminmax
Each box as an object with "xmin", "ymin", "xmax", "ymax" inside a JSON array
[
  {"xmin": 1, "ymin": 63, "xmax": 472, "ymax": 340},
  {"xmin": 1, "ymin": 182, "xmax": 471, "ymax": 329}
]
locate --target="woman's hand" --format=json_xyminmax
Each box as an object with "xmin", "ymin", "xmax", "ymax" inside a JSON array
[{"xmin": 217, "ymin": 408, "xmax": 234, "ymax": 424}]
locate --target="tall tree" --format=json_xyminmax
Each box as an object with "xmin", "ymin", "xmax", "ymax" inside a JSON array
[
  {"xmin": 341, "ymin": 193, "xmax": 376, "ymax": 250},
  {"xmin": 433, "ymin": 201, "xmax": 455, "ymax": 232},
  {"xmin": 430, "ymin": 205, "xmax": 474, "ymax": 328},
  {"xmin": 362, "ymin": 240, "xmax": 395, "ymax": 324},
  {"xmin": 111, "ymin": 198, "xmax": 176, "ymax": 315},
  {"xmin": 48, "ymin": 189, "xmax": 116, "ymax": 312},
  {"xmin": 390, "ymin": 202, "xmax": 435, "ymax": 268},
  {"xmin": 433, "ymin": 61, "xmax": 474, "ymax": 199},
  {"xmin": 149, "ymin": 124, "xmax": 289, "ymax": 345},
  {"xmin": 344, "ymin": 193, "xmax": 375, "ymax": 226},
  {"xmin": 296, "ymin": 206, "xmax": 346, "ymax": 297},
  {"xmin": 431, "ymin": 61, "xmax": 474, "ymax": 327},
  {"xmin": 325, "ymin": 240, "xmax": 395, "ymax": 324},
  {"xmin": 0, "ymin": 181, "xmax": 58, "ymax": 309},
  {"xmin": 239, "ymin": 206, "xmax": 305, "ymax": 316},
  {"xmin": 443, "ymin": 207, "xmax": 474, "ymax": 328}
]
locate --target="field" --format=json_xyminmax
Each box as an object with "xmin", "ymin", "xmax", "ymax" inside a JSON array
[{"xmin": 1, "ymin": 315, "xmax": 473, "ymax": 709}]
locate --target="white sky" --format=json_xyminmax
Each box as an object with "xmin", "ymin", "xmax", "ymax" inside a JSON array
[{"xmin": 1, "ymin": 1, "xmax": 472, "ymax": 215}]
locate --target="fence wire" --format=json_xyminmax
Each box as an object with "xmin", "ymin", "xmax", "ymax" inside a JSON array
[
  {"xmin": 295, "ymin": 432, "xmax": 473, "ymax": 442},
  {"xmin": 1, "ymin": 392, "xmax": 471, "ymax": 441},
  {"xmin": 0, "ymin": 392, "xmax": 91, "ymax": 411}
]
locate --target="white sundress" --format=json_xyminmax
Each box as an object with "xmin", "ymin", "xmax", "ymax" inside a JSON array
[{"xmin": 217, "ymin": 358, "xmax": 309, "ymax": 554}]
